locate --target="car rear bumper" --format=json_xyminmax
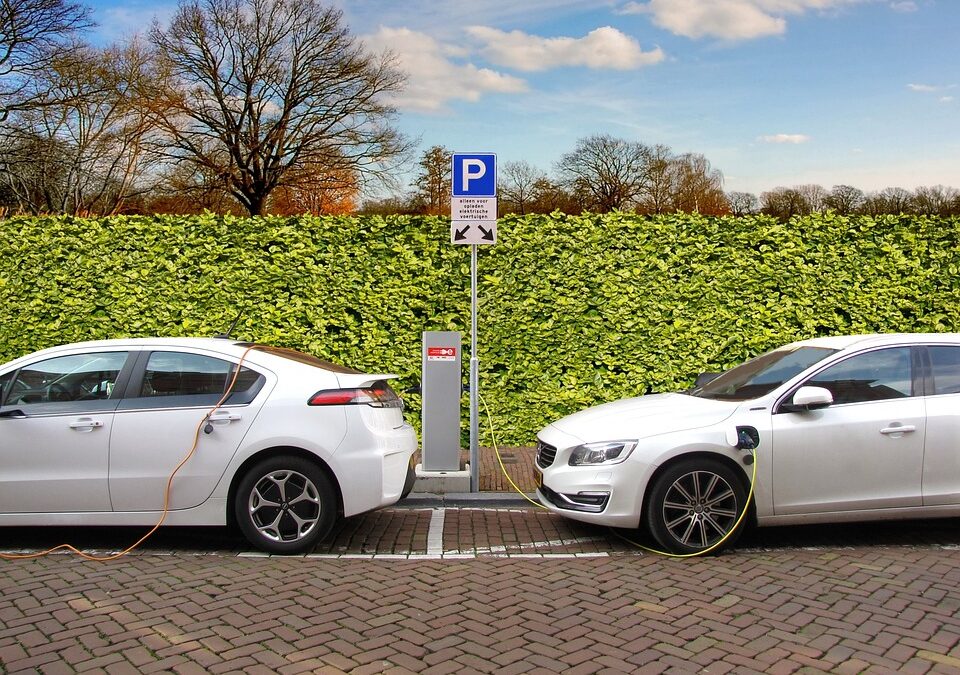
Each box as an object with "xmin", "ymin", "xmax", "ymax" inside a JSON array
[{"xmin": 334, "ymin": 422, "xmax": 418, "ymax": 517}]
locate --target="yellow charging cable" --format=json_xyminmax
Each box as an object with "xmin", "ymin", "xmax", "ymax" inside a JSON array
[
  {"xmin": 479, "ymin": 392, "xmax": 758, "ymax": 557},
  {"xmin": 479, "ymin": 393, "xmax": 547, "ymax": 510},
  {"xmin": 0, "ymin": 346, "xmax": 255, "ymax": 562}
]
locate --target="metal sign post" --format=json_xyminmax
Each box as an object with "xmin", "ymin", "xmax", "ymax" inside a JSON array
[
  {"xmin": 451, "ymin": 153, "xmax": 496, "ymax": 492},
  {"xmin": 470, "ymin": 245, "xmax": 479, "ymax": 492}
]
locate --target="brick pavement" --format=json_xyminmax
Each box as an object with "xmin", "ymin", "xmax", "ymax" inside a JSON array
[
  {"xmin": 3, "ymin": 540, "xmax": 960, "ymax": 673},
  {"xmin": 6, "ymin": 449, "xmax": 960, "ymax": 672}
]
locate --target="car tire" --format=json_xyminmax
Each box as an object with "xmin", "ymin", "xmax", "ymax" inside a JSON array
[
  {"xmin": 234, "ymin": 455, "xmax": 337, "ymax": 554},
  {"xmin": 645, "ymin": 457, "xmax": 748, "ymax": 555}
]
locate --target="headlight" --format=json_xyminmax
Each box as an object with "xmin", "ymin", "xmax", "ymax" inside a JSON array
[{"xmin": 568, "ymin": 440, "xmax": 637, "ymax": 466}]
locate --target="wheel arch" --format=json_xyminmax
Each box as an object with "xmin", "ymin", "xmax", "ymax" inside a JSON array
[
  {"xmin": 226, "ymin": 446, "xmax": 344, "ymax": 529},
  {"xmin": 644, "ymin": 451, "xmax": 758, "ymax": 528}
]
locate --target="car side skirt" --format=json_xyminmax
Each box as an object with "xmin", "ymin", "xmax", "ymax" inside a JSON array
[{"xmin": 758, "ymin": 503, "xmax": 960, "ymax": 527}]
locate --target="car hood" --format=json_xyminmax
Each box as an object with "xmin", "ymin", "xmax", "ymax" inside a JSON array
[{"xmin": 545, "ymin": 393, "xmax": 740, "ymax": 443}]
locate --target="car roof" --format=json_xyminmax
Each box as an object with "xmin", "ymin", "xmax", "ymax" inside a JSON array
[
  {"xmin": 32, "ymin": 336, "xmax": 245, "ymax": 353},
  {"xmin": 1, "ymin": 337, "xmax": 255, "ymax": 370},
  {"xmin": 787, "ymin": 333, "xmax": 960, "ymax": 351}
]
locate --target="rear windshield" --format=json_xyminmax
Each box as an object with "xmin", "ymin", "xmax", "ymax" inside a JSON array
[
  {"xmin": 239, "ymin": 344, "xmax": 362, "ymax": 374},
  {"xmin": 690, "ymin": 346, "xmax": 838, "ymax": 401}
]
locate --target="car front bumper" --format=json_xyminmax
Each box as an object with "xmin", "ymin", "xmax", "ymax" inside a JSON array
[{"xmin": 535, "ymin": 427, "xmax": 656, "ymax": 529}]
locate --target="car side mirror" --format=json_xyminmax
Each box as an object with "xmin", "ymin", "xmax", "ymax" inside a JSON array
[
  {"xmin": 788, "ymin": 386, "xmax": 834, "ymax": 412},
  {"xmin": 694, "ymin": 372, "xmax": 720, "ymax": 388}
]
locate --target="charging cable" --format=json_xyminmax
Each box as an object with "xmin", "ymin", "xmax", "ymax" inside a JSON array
[
  {"xmin": 479, "ymin": 392, "xmax": 758, "ymax": 557},
  {"xmin": 0, "ymin": 346, "xmax": 255, "ymax": 562},
  {"xmin": 479, "ymin": 392, "xmax": 547, "ymax": 510}
]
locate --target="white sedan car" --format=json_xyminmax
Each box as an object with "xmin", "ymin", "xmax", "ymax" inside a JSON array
[
  {"xmin": 536, "ymin": 333, "xmax": 960, "ymax": 554},
  {"xmin": 0, "ymin": 338, "xmax": 418, "ymax": 553}
]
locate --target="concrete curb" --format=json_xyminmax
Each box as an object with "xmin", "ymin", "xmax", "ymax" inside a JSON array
[{"xmin": 398, "ymin": 492, "xmax": 540, "ymax": 507}]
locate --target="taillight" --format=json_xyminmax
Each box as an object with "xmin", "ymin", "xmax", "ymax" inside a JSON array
[{"xmin": 308, "ymin": 381, "xmax": 402, "ymax": 408}]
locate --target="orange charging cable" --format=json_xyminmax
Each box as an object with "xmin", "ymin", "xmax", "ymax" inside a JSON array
[{"xmin": 0, "ymin": 345, "xmax": 255, "ymax": 562}]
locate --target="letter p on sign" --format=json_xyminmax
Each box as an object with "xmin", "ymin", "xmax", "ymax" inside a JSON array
[{"xmin": 452, "ymin": 153, "xmax": 496, "ymax": 197}]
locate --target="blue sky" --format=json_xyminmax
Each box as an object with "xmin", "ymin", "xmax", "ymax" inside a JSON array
[{"xmin": 87, "ymin": 0, "xmax": 958, "ymax": 195}]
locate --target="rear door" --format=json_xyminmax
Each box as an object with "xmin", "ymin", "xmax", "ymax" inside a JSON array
[
  {"xmin": 108, "ymin": 349, "xmax": 270, "ymax": 512},
  {"xmin": 0, "ymin": 350, "xmax": 130, "ymax": 513},
  {"xmin": 921, "ymin": 345, "xmax": 960, "ymax": 505}
]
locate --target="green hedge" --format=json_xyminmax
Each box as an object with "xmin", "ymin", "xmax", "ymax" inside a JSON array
[{"xmin": 2, "ymin": 212, "xmax": 959, "ymax": 444}]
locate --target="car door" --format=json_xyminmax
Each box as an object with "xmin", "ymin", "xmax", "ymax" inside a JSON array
[
  {"xmin": 920, "ymin": 345, "xmax": 960, "ymax": 505},
  {"xmin": 770, "ymin": 346, "xmax": 924, "ymax": 515},
  {"xmin": 0, "ymin": 350, "xmax": 130, "ymax": 513},
  {"xmin": 108, "ymin": 349, "xmax": 269, "ymax": 512}
]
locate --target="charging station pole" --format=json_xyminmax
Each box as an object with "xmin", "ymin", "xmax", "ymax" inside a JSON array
[{"xmin": 451, "ymin": 153, "xmax": 497, "ymax": 492}]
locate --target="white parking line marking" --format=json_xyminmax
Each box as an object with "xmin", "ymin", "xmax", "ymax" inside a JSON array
[{"xmin": 427, "ymin": 507, "xmax": 445, "ymax": 555}]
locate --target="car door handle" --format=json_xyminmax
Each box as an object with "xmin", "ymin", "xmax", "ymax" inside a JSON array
[
  {"xmin": 880, "ymin": 424, "xmax": 916, "ymax": 435},
  {"xmin": 209, "ymin": 412, "xmax": 241, "ymax": 422},
  {"xmin": 69, "ymin": 418, "xmax": 104, "ymax": 431}
]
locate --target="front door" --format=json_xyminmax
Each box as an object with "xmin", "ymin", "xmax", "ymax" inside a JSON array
[
  {"xmin": 770, "ymin": 346, "xmax": 925, "ymax": 515},
  {"xmin": 0, "ymin": 351, "xmax": 128, "ymax": 513}
]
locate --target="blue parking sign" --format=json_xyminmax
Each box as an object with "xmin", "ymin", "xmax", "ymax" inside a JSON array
[{"xmin": 452, "ymin": 153, "xmax": 496, "ymax": 197}]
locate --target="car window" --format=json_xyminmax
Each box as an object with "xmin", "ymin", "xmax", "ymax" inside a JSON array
[
  {"xmin": 135, "ymin": 351, "xmax": 264, "ymax": 405},
  {"xmin": 806, "ymin": 347, "xmax": 913, "ymax": 405},
  {"xmin": 929, "ymin": 346, "xmax": 960, "ymax": 395},
  {"xmin": 141, "ymin": 352, "xmax": 259, "ymax": 397},
  {"xmin": 4, "ymin": 352, "xmax": 128, "ymax": 405}
]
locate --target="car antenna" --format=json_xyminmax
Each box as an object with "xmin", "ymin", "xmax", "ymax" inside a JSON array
[{"xmin": 214, "ymin": 311, "xmax": 243, "ymax": 339}]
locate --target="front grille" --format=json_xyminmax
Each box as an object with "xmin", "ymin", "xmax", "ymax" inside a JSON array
[{"xmin": 536, "ymin": 441, "xmax": 557, "ymax": 469}]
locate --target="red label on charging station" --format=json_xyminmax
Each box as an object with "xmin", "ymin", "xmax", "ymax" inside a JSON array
[{"xmin": 427, "ymin": 347, "xmax": 457, "ymax": 362}]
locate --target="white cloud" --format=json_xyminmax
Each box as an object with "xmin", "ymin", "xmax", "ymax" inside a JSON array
[
  {"xmin": 362, "ymin": 27, "xmax": 527, "ymax": 113},
  {"xmin": 908, "ymin": 83, "xmax": 956, "ymax": 93},
  {"xmin": 759, "ymin": 134, "xmax": 811, "ymax": 144},
  {"xmin": 889, "ymin": 1, "xmax": 918, "ymax": 12},
  {"xmin": 466, "ymin": 26, "xmax": 664, "ymax": 72},
  {"xmin": 941, "ymin": 96, "xmax": 955, "ymax": 103},
  {"xmin": 618, "ymin": 0, "xmax": 867, "ymax": 41}
]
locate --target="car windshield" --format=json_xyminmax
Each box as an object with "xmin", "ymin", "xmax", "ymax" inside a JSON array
[{"xmin": 689, "ymin": 346, "xmax": 838, "ymax": 401}]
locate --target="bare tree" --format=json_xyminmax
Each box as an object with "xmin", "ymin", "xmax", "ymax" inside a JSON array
[
  {"xmin": 410, "ymin": 145, "xmax": 450, "ymax": 215},
  {"xmin": 824, "ymin": 184, "xmax": 865, "ymax": 215},
  {"xmin": 862, "ymin": 187, "xmax": 914, "ymax": 216},
  {"xmin": 529, "ymin": 177, "xmax": 582, "ymax": 214},
  {"xmin": 760, "ymin": 187, "xmax": 812, "ymax": 221},
  {"xmin": 912, "ymin": 185, "xmax": 960, "ymax": 217},
  {"xmin": 637, "ymin": 143, "xmax": 673, "ymax": 215},
  {"xmin": 668, "ymin": 153, "xmax": 727, "ymax": 215},
  {"xmin": 795, "ymin": 184, "xmax": 827, "ymax": 213},
  {"xmin": 556, "ymin": 134, "xmax": 651, "ymax": 212},
  {"xmin": 1, "ymin": 39, "xmax": 159, "ymax": 214},
  {"xmin": 148, "ymin": 0, "xmax": 409, "ymax": 216},
  {"xmin": 0, "ymin": 0, "xmax": 92, "ymax": 120},
  {"xmin": 499, "ymin": 160, "xmax": 544, "ymax": 215},
  {"xmin": 727, "ymin": 191, "xmax": 759, "ymax": 216}
]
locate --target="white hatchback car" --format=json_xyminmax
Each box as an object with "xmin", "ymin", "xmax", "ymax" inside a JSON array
[
  {"xmin": 0, "ymin": 338, "xmax": 418, "ymax": 553},
  {"xmin": 536, "ymin": 333, "xmax": 960, "ymax": 554}
]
